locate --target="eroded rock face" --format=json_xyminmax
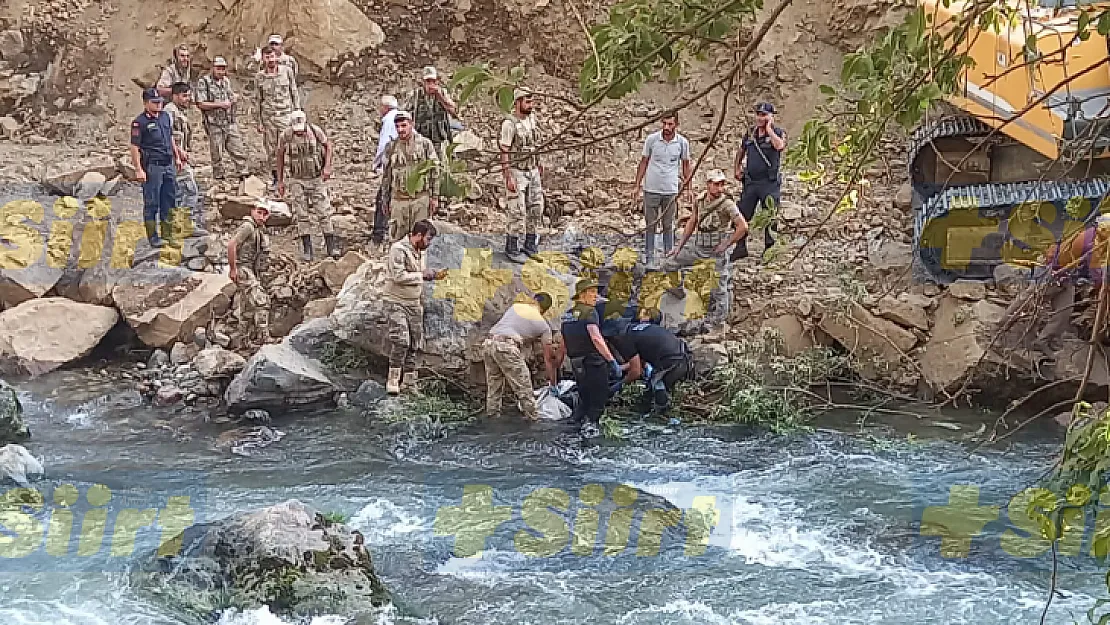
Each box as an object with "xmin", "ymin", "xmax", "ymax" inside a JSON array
[
  {"xmin": 0, "ymin": 298, "xmax": 117, "ymax": 376},
  {"xmin": 920, "ymin": 294, "xmax": 1007, "ymax": 392},
  {"xmin": 112, "ymin": 270, "xmax": 235, "ymax": 348},
  {"xmin": 135, "ymin": 500, "xmax": 390, "ymax": 619}
]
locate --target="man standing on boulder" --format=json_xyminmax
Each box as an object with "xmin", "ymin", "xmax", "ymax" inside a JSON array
[
  {"xmin": 257, "ymin": 45, "xmax": 300, "ymax": 189},
  {"xmin": 383, "ymin": 220, "xmax": 449, "ymax": 395},
  {"xmin": 276, "ymin": 110, "xmax": 337, "ymax": 261},
  {"xmin": 662, "ymin": 169, "xmax": 749, "ymax": 324},
  {"xmin": 561, "ymin": 278, "xmax": 622, "ymax": 439},
  {"xmin": 499, "ymin": 89, "xmax": 544, "ymax": 263},
  {"xmin": 483, "ymin": 292, "xmax": 560, "ymax": 421},
  {"xmin": 372, "ymin": 94, "xmax": 400, "ymax": 250},
  {"xmin": 130, "ymin": 87, "xmax": 182, "ymax": 248},
  {"xmin": 156, "ymin": 44, "xmax": 192, "ymax": 100},
  {"xmin": 632, "ymin": 112, "xmax": 692, "ymax": 266},
  {"xmin": 380, "ymin": 110, "xmax": 440, "ymax": 242},
  {"xmin": 228, "ymin": 204, "xmax": 272, "ymax": 344},
  {"xmin": 196, "ymin": 56, "xmax": 250, "ymax": 182},
  {"xmin": 733, "ymin": 102, "xmax": 786, "ymax": 261},
  {"xmin": 163, "ymin": 82, "xmax": 204, "ymax": 237}
]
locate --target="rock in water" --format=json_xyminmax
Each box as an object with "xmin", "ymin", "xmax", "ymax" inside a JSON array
[
  {"xmin": 0, "ymin": 298, "xmax": 118, "ymax": 376},
  {"xmin": 135, "ymin": 500, "xmax": 390, "ymax": 618},
  {"xmin": 224, "ymin": 344, "xmax": 340, "ymax": 413},
  {"xmin": 0, "ymin": 443, "xmax": 43, "ymax": 486},
  {"xmin": 0, "ymin": 380, "xmax": 27, "ymax": 443}
]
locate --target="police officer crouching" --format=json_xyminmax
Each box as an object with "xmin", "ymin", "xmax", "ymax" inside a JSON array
[
  {"xmin": 603, "ymin": 318, "xmax": 693, "ymax": 425},
  {"xmin": 561, "ymin": 278, "xmax": 623, "ymax": 439}
]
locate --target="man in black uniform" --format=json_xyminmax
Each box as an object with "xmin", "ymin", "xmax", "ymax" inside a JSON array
[
  {"xmin": 732, "ymin": 102, "xmax": 786, "ymax": 261},
  {"xmin": 561, "ymin": 278, "xmax": 622, "ymax": 439},
  {"xmin": 604, "ymin": 318, "xmax": 693, "ymax": 424},
  {"xmin": 129, "ymin": 87, "xmax": 182, "ymax": 248}
]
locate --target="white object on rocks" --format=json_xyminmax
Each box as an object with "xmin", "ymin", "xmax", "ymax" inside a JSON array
[{"xmin": 0, "ymin": 443, "xmax": 43, "ymax": 486}]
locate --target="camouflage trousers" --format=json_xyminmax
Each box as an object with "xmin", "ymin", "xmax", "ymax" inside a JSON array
[
  {"xmin": 659, "ymin": 241, "xmax": 731, "ymax": 324},
  {"xmin": 288, "ymin": 177, "xmax": 335, "ymax": 237},
  {"xmin": 175, "ymin": 164, "xmax": 203, "ymax": 233},
  {"xmin": 482, "ymin": 336, "xmax": 538, "ymax": 419},
  {"xmin": 262, "ymin": 117, "xmax": 290, "ymax": 172},
  {"xmin": 388, "ymin": 194, "xmax": 431, "ymax": 242},
  {"xmin": 236, "ymin": 266, "xmax": 270, "ymax": 341},
  {"xmin": 506, "ymin": 167, "xmax": 544, "ymax": 237},
  {"xmin": 206, "ymin": 123, "xmax": 250, "ymax": 180},
  {"xmin": 386, "ymin": 300, "xmax": 424, "ymax": 370}
]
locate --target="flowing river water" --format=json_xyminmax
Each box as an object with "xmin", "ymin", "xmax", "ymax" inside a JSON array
[{"xmin": 0, "ymin": 369, "xmax": 1105, "ymax": 624}]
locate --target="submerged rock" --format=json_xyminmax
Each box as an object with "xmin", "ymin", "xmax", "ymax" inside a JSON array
[{"xmin": 136, "ymin": 500, "xmax": 390, "ymax": 618}]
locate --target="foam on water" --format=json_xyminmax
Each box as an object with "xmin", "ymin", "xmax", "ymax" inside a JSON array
[
  {"xmin": 215, "ymin": 607, "xmax": 348, "ymax": 625},
  {"xmin": 349, "ymin": 497, "xmax": 427, "ymax": 544}
]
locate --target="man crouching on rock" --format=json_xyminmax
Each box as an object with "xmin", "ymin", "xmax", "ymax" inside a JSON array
[
  {"xmin": 385, "ymin": 219, "xmax": 448, "ymax": 395},
  {"xmin": 228, "ymin": 204, "xmax": 272, "ymax": 344},
  {"xmin": 483, "ymin": 292, "xmax": 560, "ymax": 420}
]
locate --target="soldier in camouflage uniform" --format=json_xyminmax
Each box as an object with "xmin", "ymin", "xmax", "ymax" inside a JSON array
[
  {"xmin": 277, "ymin": 110, "xmax": 337, "ymax": 261},
  {"xmin": 267, "ymin": 34, "xmax": 300, "ymax": 79},
  {"xmin": 228, "ymin": 204, "xmax": 272, "ymax": 343},
  {"xmin": 383, "ymin": 220, "xmax": 448, "ymax": 395},
  {"xmin": 407, "ymin": 66, "xmax": 456, "ymax": 162},
  {"xmin": 162, "ymin": 82, "xmax": 204, "ymax": 237},
  {"xmin": 660, "ymin": 169, "xmax": 749, "ymax": 324},
  {"xmin": 196, "ymin": 57, "xmax": 250, "ymax": 181},
  {"xmin": 381, "ymin": 110, "xmax": 441, "ymax": 242},
  {"xmin": 256, "ymin": 45, "xmax": 300, "ymax": 187},
  {"xmin": 499, "ymin": 88, "xmax": 544, "ymax": 263},
  {"xmin": 156, "ymin": 44, "xmax": 192, "ymax": 100}
]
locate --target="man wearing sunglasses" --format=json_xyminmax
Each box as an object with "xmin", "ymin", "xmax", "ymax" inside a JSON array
[{"xmin": 733, "ymin": 102, "xmax": 786, "ymax": 261}]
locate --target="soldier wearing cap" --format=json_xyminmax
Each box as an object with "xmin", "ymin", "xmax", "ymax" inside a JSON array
[
  {"xmin": 129, "ymin": 87, "xmax": 182, "ymax": 248},
  {"xmin": 196, "ymin": 56, "xmax": 250, "ymax": 181},
  {"xmin": 560, "ymin": 278, "xmax": 623, "ymax": 439},
  {"xmin": 277, "ymin": 110, "xmax": 337, "ymax": 261},
  {"xmin": 228, "ymin": 203, "xmax": 273, "ymax": 344},
  {"xmin": 380, "ymin": 110, "xmax": 441, "ymax": 242},
  {"xmin": 482, "ymin": 292, "xmax": 560, "ymax": 421},
  {"xmin": 499, "ymin": 88, "xmax": 544, "ymax": 264},
  {"xmin": 733, "ymin": 102, "xmax": 787, "ymax": 260},
  {"xmin": 406, "ymin": 66, "xmax": 457, "ymax": 158},
  {"xmin": 661, "ymin": 169, "xmax": 749, "ymax": 324},
  {"xmin": 257, "ymin": 44, "xmax": 301, "ymax": 187},
  {"xmin": 162, "ymin": 81, "xmax": 204, "ymax": 235},
  {"xmin": 267, "ymin": 34, "xmax": 299, "ymax": 80},
  {"xmin": 156, "ymin": 44, "xmax": 192, "ymax": 100}
]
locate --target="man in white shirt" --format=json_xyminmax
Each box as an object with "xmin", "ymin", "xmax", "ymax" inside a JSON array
[
  {"xmin": 632, "ymin": 112, "xmax": 692, "ymax": 266},
  {"xmin": 372, "ymin": 95, "xmax": 400, "ymax": 248}
]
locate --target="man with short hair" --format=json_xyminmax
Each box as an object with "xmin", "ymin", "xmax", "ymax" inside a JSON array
[
  {"xmin": 196, "ymin": 57, "xmax": 250, "ymax": 181},
  {"xmin": 163, "ymin": 82, "xmax": 204, "ymax": 236},
  {"xmin": 633, "ymin": 112, "xmax": 692, "ymax": 265},
  {"xmin": 267, "ymin": 34, "xmax": 299, "ymax": 79},
  {"xmin": 603, "ymin": 318, "xmax": 692, "ymax": 423},
  {"xmin": 372, "ymin": 94, "xmax": 400, "ymax": 248},
  {"xmin": 383, "ymin": 219, "xmax": 449, "ymax": 395},
  {"xmin": 228, "ymin": 204, "xmax": 272, "ymax": 344},
  {"xmin": 483, "ymin": 292, "xmax": 560, "ymax": 421},
  {"xmin": 380, "ymin": 110, "xmax": 440, "ymax": 242},
  {"xmin": 407, "ymin": 66, "xmax": 456, "ymax": 157},
  {"xmin": 663, "ymin": 169, "xmax": 750, "ymax": 324},
  {"xmin": 257, "ymin": 45, "xmax": 301, "ymax": 187},
  {"xmin": 277, "ymin": 110, "xmax": 337, "ymax": 260},
  {"xmin": 733, "ymin": 102, "xmax": 787, "ymax": 261},
  {"xmin": 130, "ymin": 87, "xmax": 182, "ymax": 248},
  {"xmin": 156, "ymin": 44, "xmax": 192, "ymax": 99},
  {"xmin": 499, "ymin": 88, "xmax": 544, "ymax": 263}
]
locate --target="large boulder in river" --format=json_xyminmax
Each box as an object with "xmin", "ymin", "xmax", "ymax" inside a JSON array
[
  {"xmin": 136, "ymin": 499, "xmax": 390, "ymax": 619},
  {"xmin": 225, "ymin": 343, "xmax": 340, "ymax": 412},
  {"xmin": 112, "ymin": 270, "xmax": 236, "ymax": 348},
  {"xmin": 0, "ymin": 380, "xmax": 26, "ymax": 442},
  {"xmin": 0, "ymin": 298, "xmax": 117, "ymax": 376}
]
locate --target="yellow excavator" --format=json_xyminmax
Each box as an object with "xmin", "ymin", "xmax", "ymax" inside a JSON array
[{"xmin": 913, "ymin": 0, "xmax": 1110, "ymax": 282}]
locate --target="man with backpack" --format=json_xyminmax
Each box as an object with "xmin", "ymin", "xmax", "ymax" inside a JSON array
[{"xmin": 276, "ymin": 110, "xmax": 337, "ymax": 260}]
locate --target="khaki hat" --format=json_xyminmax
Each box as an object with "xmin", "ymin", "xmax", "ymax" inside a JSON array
[
  {"xmin": 513, "ymin": 88, "xmax": 532, "ymax": 101},
  {"xmin": 212, "ymin": 56, "xmax": 228, "ymax": 67},
  {"xmin": 290, "ymin": 110, "xmax": 307, "ymax": 131},
  {"xmin": 268, "ymin": 34, "xmax": 283, "ymax": 45},
  {"xmin": 707, "ymin": 169, "xmax": 728, "ymax": 183},
  {"xmin": 394, "ymin": 110, "xmax": 412, "ymax": 122},
  {"xmin": 574, "ymin": 278, "xmax": 599, "ymax": 298},
  {"xmin": 422, "ymin": 66, "xmax": 438, "ymax": 80}
]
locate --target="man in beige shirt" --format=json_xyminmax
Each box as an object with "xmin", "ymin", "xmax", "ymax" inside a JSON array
[
  {"xmin": 257, "ymin": 45, "xmax": 301, "ymax": 188},
  {"xmin": 380, "ymin": 110, "xmax": 441, "ymax": 241},
  {"xmin": 499, "ymin": 88, "xmax": 544, "ymax": 263},
  {"xmin": 384, "ymin": 219, "xmax": 448, "ymax": 394},
  {"xmin": 156, "ymin": 44, "xmax": 192, "ymax": 100},
  {"xmin": 483, "ymin": 292, "xmax": 559, "ymax": 420}
]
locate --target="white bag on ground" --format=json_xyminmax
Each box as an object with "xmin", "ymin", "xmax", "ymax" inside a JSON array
[{"xmin": 535, "ymin": 384, "xmax": 573, "ymax": 421}]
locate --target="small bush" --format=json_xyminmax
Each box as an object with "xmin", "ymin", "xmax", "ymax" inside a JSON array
[{"xmin": 319, "ymin": 341, "xmax": 373, "ymax": 373}]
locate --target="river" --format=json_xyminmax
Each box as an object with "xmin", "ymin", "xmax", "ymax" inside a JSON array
[{"xmin": 0, "ymin": 369, "xmax": 1103, "ymax": 624}]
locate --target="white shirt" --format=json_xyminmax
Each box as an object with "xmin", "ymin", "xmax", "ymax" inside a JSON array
[{"xmin": 374, "ymin": 108, "xmax": 399, "ymax": 171}]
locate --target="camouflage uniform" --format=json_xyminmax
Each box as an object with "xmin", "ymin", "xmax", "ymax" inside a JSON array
[
  {"xmin": 157, "ymin": 61, "xmax": 192, "ymax": 93},
  {"xmin": 256, "ymin": 65, "xmax": 300, "ymax": 172},
  {"xmin": 407, "ymin": 88, "xmax": 453, "ymax": 155},
  {"xmin": 482, "ymin": 336, "xmax": 536, "ymax": 418},
  {"xmin": 280, "ymin": 124, "xmax": 334, "ymax": 238},
  {"xmin": 381, "ymin": 134, "xmax": 440, "ymax": 241},
  {"xmin": 196, "ymin": 73, "xmax": 249, "ymax": 179},
  {"xmin": 383, "ymin": 237, "xmax": 426, "ymax": 370},
  {"xmin": 499, "ymin": 113, "xmax": 544, "ymax": 237},
  {"xmin": 162, "ymin": 101, "xmax": 202, "ymax": 234},
  {"xmin": 231, "ymin": 217, "xmax": 271, "ymax": 341},
  {"xmin": 278, "ymin": 53, "xmax": 299, "ymax": 80},
  {"xmin": 659, "ymin": 193, "xmax": 740, "ymax": 323}
]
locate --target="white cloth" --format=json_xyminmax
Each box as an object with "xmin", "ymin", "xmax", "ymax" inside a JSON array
[
  {"xmin": 374, "ymin": 108, "xmax": 399, "ymax": 172},
  {"xmin": 534, "ymin": 384, "xmax": 573, "ymax": 421}
]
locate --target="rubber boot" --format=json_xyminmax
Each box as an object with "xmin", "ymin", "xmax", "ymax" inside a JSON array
[
  {"xmin": 386, "ymin": 368, "xmax": 402, "ymax": 395},
  {"xmin": 300, "ymin": 235, "xmax": 313, "ymax": 262},
  {"xmin": 324, "ymin": 234, "xmax": 341, "ymax": 259},
  {"xmin": 160, "ymin": 220, "xmax": 177, "ymax": 247},
  {"xmin": 145, "ymin": 221, "xmax": 163, "ymax": 248},
  {"xmin": 505, "ymin": 235, "xmax": 526, "ymax": 264},
  {"xmin": 522, "ymin": 233, "xmax": 539, "ymax": 259},
  {"xmin": 402, "ymin": 371, "xmax": 418, "ymax": 392}
]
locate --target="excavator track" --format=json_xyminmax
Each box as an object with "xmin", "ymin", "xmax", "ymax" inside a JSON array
[{"xmin": 910, "ymin": 115, "xmax": 1110, "ymax": 282}]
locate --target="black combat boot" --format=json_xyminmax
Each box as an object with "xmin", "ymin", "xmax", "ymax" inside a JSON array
[
  {"xmin": 300, "ymin": 235, "xmax": 313, "ymax": 262},
  {"xmin": 145, "ymin": 221, "xmax": 163, "ymax": 248},
  {"xmin": 522, "ymin": 233, "xmax": 539, "ymax": 259},
  {"xmin": 324, "ymin": 234, "xmax": 341, "ymax": 258},
  {"xmin": 505, "ymin": 235, "xmax": 526, "ymax": 264}
]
